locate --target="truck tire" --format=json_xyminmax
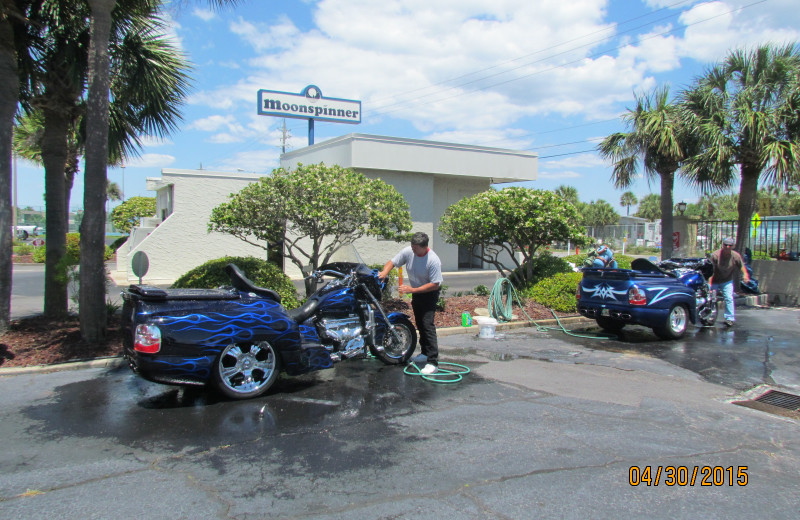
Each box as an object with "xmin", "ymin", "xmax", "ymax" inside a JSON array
[
  {"xmin": 596, "ymin": 316, "xmax": 625, "ymax": 333},
  {"xmin": 654, "ymin": 304, "xmax": 688, "ymax": 340},
  {"xmin": 213, "ymin": 340, "xmax": 279, "ymax": 399}
]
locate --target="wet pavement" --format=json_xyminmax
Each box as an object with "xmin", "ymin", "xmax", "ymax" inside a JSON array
[{"xmin": 1, "ymin": 307, "xmax": 799, "ymax": 519}]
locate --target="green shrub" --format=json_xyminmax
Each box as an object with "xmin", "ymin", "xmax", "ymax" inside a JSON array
[
  {"xmin": 30, "ymin": 233, "xmax": 114, "ymax": 263},
  {"xmin": 508, "ymin": 251, "xmax": 574, "ymax": 289},
  {"xmin": 109, "ymin": 235, "xmax": 129, "ymax": 252},
  {"xmin": 172, "ymin": 256, "xmax": 300, "ymax": 309},
  {"xmin": 13, "ymin": 243, "xmax": 33, "ymax": 255},
  {"xmin": 525, "ymin": 272, "xmax": 583, "ymax": 313},
  {"xmin": 474, "ymin": 284, "xmax": 489, "ymax": 296}
]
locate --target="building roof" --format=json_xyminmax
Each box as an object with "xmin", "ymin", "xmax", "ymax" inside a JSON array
[{"xmin": 280, "ymin": 133, "xmax": 537, "ymax": 184}]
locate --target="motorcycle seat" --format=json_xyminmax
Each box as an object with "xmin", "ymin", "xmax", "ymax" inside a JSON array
[
  {"xmin": 287, "ymin": 298, "xmax": 320, "ymax": 323},
  {"xmin": 225, "ymin": 264, "xmax": 282, "ymax": 303}
]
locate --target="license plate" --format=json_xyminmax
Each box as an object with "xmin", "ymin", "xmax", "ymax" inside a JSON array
[{"xmin": 601, "ymin": 308, "xmax": 610, "ymax": 316}]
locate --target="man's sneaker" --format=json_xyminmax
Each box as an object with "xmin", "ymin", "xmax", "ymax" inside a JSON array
[
  {"xmin": 724, "ymin": 320, "xmax": 734, "ymax": 327},
  {"xmin": 411, "ymin": 354, "xmax": 427, "ymax": 364},
  {"xmin": 420, "ymin": 364, "xmax": 438, "ymax": 375}
]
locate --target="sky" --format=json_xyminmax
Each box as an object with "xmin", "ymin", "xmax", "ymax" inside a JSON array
[{"xmin": 12, "ymin": 0, "xmax": 800, "ymax": 215}]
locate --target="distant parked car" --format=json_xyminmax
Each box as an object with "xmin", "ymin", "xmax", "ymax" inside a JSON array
[{"xmin": 13, "ymin": 225, "xmax": 40, "ymax": 240}]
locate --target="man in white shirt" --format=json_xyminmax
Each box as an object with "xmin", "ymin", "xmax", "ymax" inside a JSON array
[{"xmin": 379, "ymin": 232, "xmax": 443, "ymax": 375}]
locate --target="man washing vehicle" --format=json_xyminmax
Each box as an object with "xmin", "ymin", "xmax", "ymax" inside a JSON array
[{"xmin": 379, "ymin": 232, "xmax": 443, "ymax": 375}]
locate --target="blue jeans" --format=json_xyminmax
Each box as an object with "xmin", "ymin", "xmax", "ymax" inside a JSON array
[{"xmin": 712, "ymin": 280, "xmax": 735, "ymax": 322}]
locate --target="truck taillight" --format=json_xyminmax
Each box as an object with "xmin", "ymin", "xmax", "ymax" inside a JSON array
[
  {"xmin": 628, "ymin": 286, "xmax": 647, "ymax": 306},
  {"xmin": 575, "ymin": 285, "xmax": 581, "ymax": 301},
  {"xmin": 134, "ymin": 324, "xmax": 161, "ymax": 353}
]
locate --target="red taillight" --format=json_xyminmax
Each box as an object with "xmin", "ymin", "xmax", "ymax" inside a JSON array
[
  {"xmin": 575, "ymin": 285, "xmax": 581, "ymax": 301},
  {"xmin": 628, "ymin": 286, "xmax": 647, "ymax": 306},
  {"xmin": 134, "ymin": 324, "xmax": 161, "ymax": 353}
]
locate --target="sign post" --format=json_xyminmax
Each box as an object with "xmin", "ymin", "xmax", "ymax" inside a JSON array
[{"xmin": 257, "ymin": 85, "xmax": 361, "ymax": 146}]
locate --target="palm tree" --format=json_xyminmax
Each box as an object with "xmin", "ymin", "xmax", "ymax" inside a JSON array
[
  {"xmin": 682, "ymin": 43, "xmax": 800, "ymax": 252},
  {"xmin": 634, "ymin": 193, "xmax": 661, "ymax": 221},
  {"xmin": 619, "ymin": 191, "xmax": 638, "ymax": 216},
  {"xmin": 584, "ymin": 199, "xmax": 619, "ymax": 236},
  {"xmin": 81, "ymin": 0, "xmax": 240, "ymax": 341},
  {"xmin": 0, "ymin": 1, "xmax": 36, "ymax": 333},
  {"xmin": 16, "ymin": 1, "xmax": 190, "ymax": 319},
  {"xmin": 554, "ymin": 184, "xmax": 580, "ymax": 206},
  {"xmin": 598, "ymin": 85, "xmax": 696, "ymax": 260}
]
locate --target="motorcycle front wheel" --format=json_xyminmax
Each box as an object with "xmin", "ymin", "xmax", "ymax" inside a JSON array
[
  {"xmin": 697, "ymin": 293, "xmax": 719, "ymax": 327},
  {"xmin": 213, "ymin": 340, "xmax": 280, "ymax": 399},
  {"xmin": 370, "ymin": 317, "xmax": 417, "ymax": 365}
]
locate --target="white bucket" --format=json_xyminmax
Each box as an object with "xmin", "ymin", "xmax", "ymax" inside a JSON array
[{"xmin": 474, "ymin": 316, "xmax": 498, "ymax": 338}]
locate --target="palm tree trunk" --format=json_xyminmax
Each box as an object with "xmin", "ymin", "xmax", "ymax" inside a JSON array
[
  {"xmin": 0, "ymin": 12, "xmax": 15, "ymax": 332},
  {"xmin": 659, "ymin": 172, "xmax": 675, "ymax": 260},
  {"xmin": 80, "ymin": 0, "xmax": 116, "ymax": 342},
  {"xmin": 42, "ymin": 109, "xmax": 70, "ymax": 317},
  {"xmin": 736, "ymin": 165, "xmax": 760, "ymax": 252}
]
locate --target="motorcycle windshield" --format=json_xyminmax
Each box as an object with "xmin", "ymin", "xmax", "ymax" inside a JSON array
[{"xmin": 318, "ymin": 243, "xmax": 372, "ymax": 276}]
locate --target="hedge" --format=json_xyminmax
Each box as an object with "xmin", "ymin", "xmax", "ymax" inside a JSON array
[{"xmin": 172, "ymin": 256, "xmax": 300, "ymax": 309}]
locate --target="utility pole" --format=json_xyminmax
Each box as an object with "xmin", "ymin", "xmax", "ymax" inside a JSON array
[{"xmin": 281, "ymin": 119, "xmax": 290, "ymax": 154}]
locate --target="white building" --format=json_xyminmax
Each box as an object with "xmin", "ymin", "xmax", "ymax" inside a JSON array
[{"xmin": 117, "ymin": 133, "xmax": 537, "ymax": 284}]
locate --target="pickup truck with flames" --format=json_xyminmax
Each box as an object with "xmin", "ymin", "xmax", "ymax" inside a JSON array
[{"xmin": 576, "ymin": 258, "xmax": 718, "ymax": 340}]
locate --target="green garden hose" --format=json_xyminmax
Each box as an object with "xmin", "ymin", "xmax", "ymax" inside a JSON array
[
  {"xmin": 404, "ymin": 361, "xmax": 471, "ymax": 384},
  {"xmin": 489, "ymin": 277, "xmax": 617, "ymax": 340}
]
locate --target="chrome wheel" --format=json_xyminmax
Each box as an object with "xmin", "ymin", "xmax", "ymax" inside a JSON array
[
  {"xmin": 214, "ymin": 341, "xmax": 279, "ymax": 399},
  {"xmin": 370, "ymin": 317, "xmax": 417, "ymax": 365},
  {"xmin": 655, "ymin": 304, "xmax": 688, "ymax": 340}
]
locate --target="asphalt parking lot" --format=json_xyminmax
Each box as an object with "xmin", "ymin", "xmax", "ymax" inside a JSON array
[{"xmin": 1, "ymin": 306, "xmax": 798, "ymax": 519}]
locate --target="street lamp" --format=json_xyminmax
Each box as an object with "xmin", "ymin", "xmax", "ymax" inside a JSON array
[{"xmin": 676, "ymin": 201, "xmax": 687, "ymax": 216}]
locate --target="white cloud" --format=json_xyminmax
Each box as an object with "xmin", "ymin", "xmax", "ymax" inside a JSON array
[
  {"xmin": 193, "ymin": 8, "xmax": 216, "ymax": 22},
  {"xmin": 182, "ymin": 0, "xmax": 800, "ymax": 165},
  {"xmin": 125, "ymin": 154, "xmax": 176, "ymax": 168},
  {"xmin": 538, "ymin": 169, "xmax": 582, "ymax": 179}
]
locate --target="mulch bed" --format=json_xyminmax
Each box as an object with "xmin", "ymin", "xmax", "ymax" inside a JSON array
[{"xmin": 0, "ymin": 296, "xmax": 568, "ymax": 368}]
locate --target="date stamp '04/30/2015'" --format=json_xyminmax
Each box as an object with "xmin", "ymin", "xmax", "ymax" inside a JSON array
[{"xmin": 629, "ymin": 466, "xmax": 749, "ymax": 487}]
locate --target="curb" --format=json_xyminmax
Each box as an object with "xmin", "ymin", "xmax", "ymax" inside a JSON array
[
  {"xmin": 0, "ymin": 356, "xmax": 127, "ymax": 377},
  {"xmin": 0, "ymin": 316, "xmax": 591, "ymax": 376},
  {"xmin": 438, "ymin": 315, "xmax": 592, "ymax": 337}
]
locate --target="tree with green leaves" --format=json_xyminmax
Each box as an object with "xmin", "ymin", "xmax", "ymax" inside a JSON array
[
  {"xmin": 682, "ymin": 43, "xmax": 800, "ymax": 252},
  {"xmin": 634, "ymin": 193, "xmax": 661, "ymax": 221},
  {"xmin": 438, "ymin": 187, "xmax": 588, "ymax": 280},
  {"xmin": 598, "ymin": 85, "xmax": 696, "ymax": 259},
  {"xmin": 11, "ymin": 1, "xmax": 190, "ymax": 322},
  {"xmin": 620, "ymin": 191, "xmax": 638, "ymax": 216},
  {"xmin": 1, "ymin": 1, "xmax": 35, "ymax": 333},
  {"xmin": 554, "ymin": 184, "xmax": 580, "ymax": 206},
  {"xmin": 209, "ymin": 163, "xmax": 412, "ymax": 296},
  {"xmin": 110, "ymin": 196, "xmax": 155, "ymax": 234},
  {"xmin": 583, "ymin": 199, "xmax": 619, "ymax": 233},
  {"xmin": 79, "ymin": 0, "xmax": 240, "ymax": 342}
]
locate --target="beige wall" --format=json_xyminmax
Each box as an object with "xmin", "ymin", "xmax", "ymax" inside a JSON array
[
  {"xmin": 752, "ymin": 260, "xmax": 800, "ymax": 306},
  {"xmin": 117, "ymin": 169, "xmax": 265, "ymax": 284}
]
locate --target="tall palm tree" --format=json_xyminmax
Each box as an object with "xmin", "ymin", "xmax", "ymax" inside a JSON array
[
  {"xmin": 634, "ymin": 193, "xmax": 661, "ymax": 221},
  {"xmin": 0, "ymin": 1, "xmax": 35, "ymax": 333},
  {"xmin": 18, "ymin": 1, "xmax": 190, "ymax": 319},
  {"xmin": 598, "ymin": 85, "xmax": 695, "ymax": 259},
  {"xmin": 81, "ymin": 0, "xmax": 240, "ymax": 341},
  {"xmin": 554, "ymin": 184, "xmax": 580, "ymax": 206},
  {"xmin": 619, "ymin": 191, "xmax": 638, "ymax": 216},
  {"xmin": 682, "ymin": 43, "xmax": 800, "ymax": 252}
]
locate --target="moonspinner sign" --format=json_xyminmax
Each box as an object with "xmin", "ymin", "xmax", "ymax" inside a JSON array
[{"xmin": 258, "ymin": 85, "xmax": 361, "ymax": 145}]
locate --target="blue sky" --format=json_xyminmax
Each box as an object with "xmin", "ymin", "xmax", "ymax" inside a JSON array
[{"xmin": 13, "ymin": 0, "xmax": 800, "ymax": 214}]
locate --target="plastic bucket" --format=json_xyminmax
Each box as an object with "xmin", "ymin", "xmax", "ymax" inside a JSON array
[{"xmin": 474, "ymin": 316, "xmax": 497, "ymax": 338}]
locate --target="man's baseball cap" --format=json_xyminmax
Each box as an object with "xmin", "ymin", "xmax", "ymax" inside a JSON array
[{"xmin": 722, "ymin": 237, "xmax": 735, "ymax": 245}]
